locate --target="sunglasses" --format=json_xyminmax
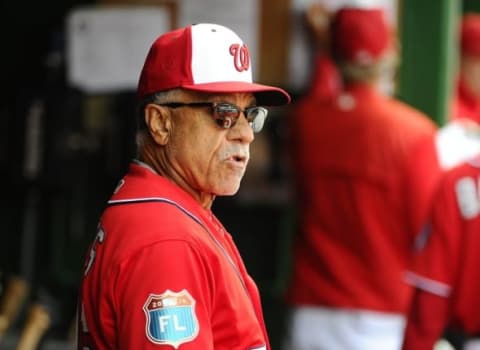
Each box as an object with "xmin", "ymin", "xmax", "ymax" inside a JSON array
[{"xmin": 154, "ymin": 102, "xmax": 268, "ymax": 133}]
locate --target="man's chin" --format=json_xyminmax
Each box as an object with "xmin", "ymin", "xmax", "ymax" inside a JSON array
[{"xmin": 214, "ymin": 184, "xmax": 241, "ymax": 197}]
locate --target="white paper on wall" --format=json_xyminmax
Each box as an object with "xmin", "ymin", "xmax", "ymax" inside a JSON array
[{"xmin": 67, "ymin": 6, "xmax": 170, "ymax": 93}]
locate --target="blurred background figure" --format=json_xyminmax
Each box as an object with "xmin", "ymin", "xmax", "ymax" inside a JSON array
[
  {"xmin": 283, "ymin": 3, "xmax": 340, "ymax": 186},
  {"xmin": 301, "ymin": 2, "xmax": 341, "ymax": 102},
  {"xmin": 400, "ymin": 12, "xmax": 480, "ymax": 350},
  {"xmin": 453, "ymin": 13, "xmax": 480, "ymax": 124},
  {"xmin": 283, "ymin": 5, "xmax": 442, "ymax": 350},
  {"xmin": 402, "ymin": 155, "xmax": 480, "ymax": 350},
  {"xmin": 436, "ymin": 12, "xmax": 480, "ymax": 171}
]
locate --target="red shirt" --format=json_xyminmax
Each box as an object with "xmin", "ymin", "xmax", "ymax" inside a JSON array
[
  {"xmin": 77, "ymin": 162, "xmax": 269, "ymax": 350},
  {"xmin": 403, "ymin": 156, "xmax": 480, "ymax": 348},
  {"xmin": 287, "ymin": 84, "xmax": 441, "ymax": 313}
]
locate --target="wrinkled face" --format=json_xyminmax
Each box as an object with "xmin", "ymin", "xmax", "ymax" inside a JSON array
[{"xmin": 165, "ymin": 92, "xmax": 256, "ymax": 197}]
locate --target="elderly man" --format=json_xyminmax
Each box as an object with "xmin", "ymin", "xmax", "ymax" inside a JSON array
[{"xmin": 76, "ymin": 23, "xmax": 290, "ymax": 349}]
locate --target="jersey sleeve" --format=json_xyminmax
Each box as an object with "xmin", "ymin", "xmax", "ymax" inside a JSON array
[
  {"xmin": 402, "ymin": 289, "xmax": 450, "ymax": 350},
  {"xmin": 403, "ymin": 134, "xmax": 443, "ymax": 238},
  {"xmin": 114, "ymin": 239, "xmax": 215, "ymax": 349},
  {"xmin": 408, "ymin": 172, "xmax": 464, "ymax": 294}
]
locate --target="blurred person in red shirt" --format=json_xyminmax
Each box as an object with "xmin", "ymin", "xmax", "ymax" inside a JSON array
[
  {"xmin": 401, "ymin": 13, "xmax": 480, "ymax": 350},
  {"xmin": 453, "ymin": 13, "xmax": 480, "ymax": 124},
  {"xmin": 436, "ymin": 13, "xmax": 480, "ymax": 171},
  {"xmin": 402, "ymin": 156, "xmax": 480, "ymax": 350},
  {"xmin": 283, "ymin": 6, "xmax": 442, "ymax": 350}
]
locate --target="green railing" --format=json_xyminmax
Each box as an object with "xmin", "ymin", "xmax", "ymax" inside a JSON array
[{"xmin": 397, "ymin": 0, "xmax": 461, "ymax": 126}]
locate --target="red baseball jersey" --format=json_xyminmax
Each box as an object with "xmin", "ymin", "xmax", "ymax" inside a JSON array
[
  {"xmin": 405, "ymin": 156, "xmax": 480, "ymax": 334},
  {"xmin": 287, "ymin": 83, "xmax": 441, "ymax": 313},
  {"xmin": 77, "ymin": 162, "xmax": 269, "ymax": 350}
]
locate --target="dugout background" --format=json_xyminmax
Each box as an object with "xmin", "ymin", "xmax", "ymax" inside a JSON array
[{"xmin": 0, "ymin": 0, "xmax": 476, "ymax": 348}]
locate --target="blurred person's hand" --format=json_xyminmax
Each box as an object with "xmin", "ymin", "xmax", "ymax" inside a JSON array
[
  {"xmin": 434, "ymin": 339, "xmax": 455, "ymax": 350},
  {"xmin": 305, "ymin": 3, "xmax": 332, "ymax": 49}
]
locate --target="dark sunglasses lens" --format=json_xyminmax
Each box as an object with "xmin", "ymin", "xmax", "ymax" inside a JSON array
[
  {"xmin": 213, "ymin": 103, "xmax": 268, "ymax": 132},
  {"xmin": 214, "ymin": 103, "xmax": 241, "ymax": 129},
  {"xmin": 246, "ymin": 107, "xmax": 268, "ymax": 133}
]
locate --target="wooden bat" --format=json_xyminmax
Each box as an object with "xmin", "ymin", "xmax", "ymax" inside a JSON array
[
  {"xmin": 0, "ymin": 275, "xmax": 30, "ymax": 338},
  {"xmin": 15, "ymin": 303, "xmax": 51, "ymax": 350}
]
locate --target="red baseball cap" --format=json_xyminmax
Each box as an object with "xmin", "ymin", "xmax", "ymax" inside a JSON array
[
  {"xmin": 330, "ymin": 7, "xmax": 390, "ymax": 65},
  {"xmin": 137, "ymin": 23, "xmax": 291, "ymax": 106},
  {"xmin": 461, "ymin": 13, "xmax": 480, "ymax": 57}
]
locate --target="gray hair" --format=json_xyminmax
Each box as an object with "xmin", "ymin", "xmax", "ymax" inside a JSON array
[
  {"xmin": 338, "ymin": 52, "xmax": 399, "ymax": 84},
  {"xmin": 135, "ymin": 89, "xmax": 185, "ymax": 151}
]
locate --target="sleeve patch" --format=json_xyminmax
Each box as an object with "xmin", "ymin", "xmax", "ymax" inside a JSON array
[{"xmin": 143, "ymin": 289, "xmax": 199, "ymax": 348}]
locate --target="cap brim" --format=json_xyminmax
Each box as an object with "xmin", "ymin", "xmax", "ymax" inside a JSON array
[{"xmin": 181, "ymin": 81, "xmax": 291, "ymax": 106}]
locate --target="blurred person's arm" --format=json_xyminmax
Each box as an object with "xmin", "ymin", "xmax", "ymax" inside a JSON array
[
  {"xmin": 402, "ymin": 289, "xmax": 450, "ymax": 350},
  {"xmin": 404, "ymin": 132, "xmax": 443, "ymax": 239}
]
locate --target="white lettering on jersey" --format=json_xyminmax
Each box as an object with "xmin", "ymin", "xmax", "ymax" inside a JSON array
[
  {"xmin": 158, "ymin": 315, "xmax": 187, "ymax": 333},
  {"xmin": 84, "ymin": 227, "xmax": 105, "ymax": 276},
  {"xmin": 455, "ymin": 176, "xmax": 480, "ymax": 219}
]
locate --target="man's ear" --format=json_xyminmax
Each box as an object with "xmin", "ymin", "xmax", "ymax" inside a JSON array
[{"xmin": 144, "ymin": 104, "xmax": 172, "ymax": 145}]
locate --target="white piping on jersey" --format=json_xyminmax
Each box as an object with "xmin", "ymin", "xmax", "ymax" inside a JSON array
[
  {"xmin": 132, "ymin": 159, "xmax": 158, "ymax": 173},
  {"xmin": 108, "ymin": 197, "xmax": 202, "ymax": 225},
  {"xmin": 404, "ymin": 271, "xmax": 451, "ymax": 297}
]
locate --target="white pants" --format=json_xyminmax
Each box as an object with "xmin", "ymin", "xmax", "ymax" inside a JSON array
[
  {"xmin": 465, "ymin": 340, "xmax": 480, "ymax": 350},
  {"xmin": 283, "ymin": 306, "xmax": 406, "ymax": 350}
]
